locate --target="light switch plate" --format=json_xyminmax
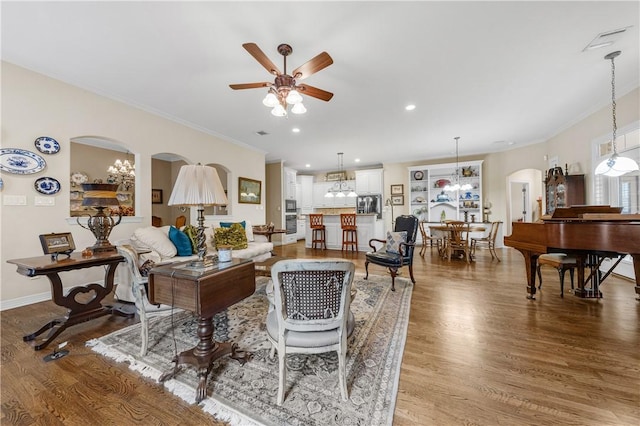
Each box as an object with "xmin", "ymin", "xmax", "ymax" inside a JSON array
[{"xmin": 3, "ymin": 195, "xmax": 27, "ymax": 205}]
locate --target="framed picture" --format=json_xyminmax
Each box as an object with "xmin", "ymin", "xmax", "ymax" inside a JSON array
[
  {"xmin": 39, "ymin": 232, "xmax": 76, "ymax": 255},
  {"xmin": 238, "ymin": 177, "xmax": 262, "ymax": 204},
  {"xmin": 391, "ymin": 184, "xmax": 404, "ymax": 195},
  {"xmin": 391, "ymin": 195, "xmax": 404, "ymax": 206},
  {"xmin": 151, "ymin": 189, "xmax": 163, "ymax": 204},
  {"xmin": 326, "ymin": 171, "xmax": 347, "ymax": 182}
]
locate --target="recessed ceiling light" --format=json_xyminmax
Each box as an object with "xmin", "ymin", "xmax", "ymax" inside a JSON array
[
  {"xmin": 292, "ymin": 128, "xmax": 300, "ymax": 133},
  {"xmin": 405, "ymin": 104, "xmax": 416, "ymax": 111},
  {"xmin": 355, "ymin": 158, "xmax": 361, "ymax": 163},
  {"xmin": 305, "ymin": 164, "xmax": 311, "ymax": 168}
]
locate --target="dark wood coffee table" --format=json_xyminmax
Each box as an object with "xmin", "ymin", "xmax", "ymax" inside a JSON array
[{"xmin": 148, "ymin": 258, "xmax": 255, "ymax": 403}]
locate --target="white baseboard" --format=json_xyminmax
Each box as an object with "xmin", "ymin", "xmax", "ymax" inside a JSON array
[{"xmin": 0, "ymin": 280, "xmax": 107, "ymax": 311}]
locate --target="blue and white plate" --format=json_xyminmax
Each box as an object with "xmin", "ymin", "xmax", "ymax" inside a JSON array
[
  {"xmin": 0, "ymin": 148, "xmax": 46, "ymax": 174},
  {"xmin": 34, "ymin": 177, "xmax": 61, "ymax": 195},
  {"xmin": 34, "ymin": 136, "xmax": 60, "ymax": 154}
]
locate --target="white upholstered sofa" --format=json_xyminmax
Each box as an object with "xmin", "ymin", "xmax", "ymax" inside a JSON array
[{"xmin": 114, "ymin": 220, "xmax": 272, "ymax": 355}]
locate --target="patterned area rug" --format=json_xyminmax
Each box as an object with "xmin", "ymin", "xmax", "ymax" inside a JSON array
[{"xmin": 88, "ymin": 273, "xmax": 413, "ymax": 426}]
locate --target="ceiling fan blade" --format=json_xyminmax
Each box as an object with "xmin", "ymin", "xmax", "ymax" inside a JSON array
[
  {"xmin": 298, "ymin": 84, "xmax": 334, "ymax": 102},
  {"xmin": 229, "ymin": 82, "xmax": 271, "ymax": 90},
  {"xmin": 292, "ymin": 52, "xmax": 333, "ymax": 80},
  {"xmin": 242, "ymin": 43, "xmax": 281, "ymax": 75}
]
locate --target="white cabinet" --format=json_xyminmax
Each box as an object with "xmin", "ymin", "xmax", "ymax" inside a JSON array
[
  {"xmin": 313, "ymin": 182, "xmax": 334, "ymax": 208},
  {"xmin": 284, "ymin": 167, "xmax": 297, "ymax": 200},
  {"xmin": 408, "ymin": 160, "xmax": 483, "ymax": 222},
  {"xmin": 355, "ymin": 169, "xmax": 383, "ymax": 194},
  {"xmin": 297, "ymin": 175, "xmax": 314, "ymax": 214},
  {"xmin": 296, "ymin": 219, "xmax": 306, "ymax": 240}
]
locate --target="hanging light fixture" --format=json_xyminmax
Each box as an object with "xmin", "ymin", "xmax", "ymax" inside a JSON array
[
  {"xmin": 595, "ymin": 50, "xmax": 639, "ymax": 177},
  {"xmin": 325, "ymin": 152, "xmax": 358, "ymax": 198},
  {"xmin": 107, "ymin": 154, "xmax": 135, "ymax": 191},
  {"xmin": 444, "ymin": 137, "xmax": 473, "ymax": 192}
]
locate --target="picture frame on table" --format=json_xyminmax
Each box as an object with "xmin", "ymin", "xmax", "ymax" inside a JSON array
[
  {"xmin": 238, "ymin": 177, "xmax": 262, "ymax": 204},
  {"xmin": 391, "ymin": 195, "xmax": 404, "ymax": 206},
  {"xmin": 151, "ymin": 189, "xmax": 163, "ymax": 204},
  {"xmin": 39, "ymin": 232, "xmax": 76, "ymax": 255},
  {"xmin": 390, "ymin": 184, "xmax": 404, "ymax": 195}
]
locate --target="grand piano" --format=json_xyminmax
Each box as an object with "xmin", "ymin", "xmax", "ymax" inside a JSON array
[{"xmin": 504, "ymin": 206, "xmax": 640, "ymax": 300}]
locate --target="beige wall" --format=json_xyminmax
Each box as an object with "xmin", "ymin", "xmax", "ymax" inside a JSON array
[
  {"xmin": 382, "ymin": 87, "xmax": 640, "ymax": 230},
  {"xmin": 1, "ymin": 62, "xmax": 266, "ymax": 308}
]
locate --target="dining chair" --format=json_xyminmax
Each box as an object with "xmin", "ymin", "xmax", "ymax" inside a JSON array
[
  {"xmin": 445, "ymin": 221, "xmax": 471, "ymax": 263},
  {"xmin": 418, "ymin": 221, "xmax": 442, "ymax": 256},
  {"xmin": 267, "ymin": 259, "xmax": 356, "ymax": 405},
  {"xmin": 470, "ymin": 221, "xmax": 501, "ymax": 261}
]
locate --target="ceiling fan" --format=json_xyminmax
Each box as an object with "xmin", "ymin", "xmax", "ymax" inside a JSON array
[{"xmin": 229, "ymin": 43, "xmax": 334, "ymax": 116}]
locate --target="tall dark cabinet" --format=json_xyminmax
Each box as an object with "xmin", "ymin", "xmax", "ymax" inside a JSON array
[{"xmin": 545, "ymin": 166, "xmax": 585, "ymax": 215}]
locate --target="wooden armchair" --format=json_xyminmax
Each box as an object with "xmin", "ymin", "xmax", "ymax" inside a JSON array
[
  {"xmin": 365, "ymin": 215, "xmax": 418, "ymax": 291},
  {"xmin": 445, "ymin": 221, "xmax": 471, "ymax": 263}
]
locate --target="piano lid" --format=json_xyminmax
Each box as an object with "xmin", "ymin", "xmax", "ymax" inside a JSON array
[{"xmin": 541, "ymin": 205, "xmax": 640, "ymax": 222}]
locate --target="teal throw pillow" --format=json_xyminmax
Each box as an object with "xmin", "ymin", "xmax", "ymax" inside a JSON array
[{"xmin": 169, "ymin": 225, "xmax": 193, "ymax": 256}]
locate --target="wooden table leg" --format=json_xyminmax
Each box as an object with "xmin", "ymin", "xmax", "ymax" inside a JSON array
[{"xmin": 159, "ymin": 315, "xmax": 251, "ymax": 403}]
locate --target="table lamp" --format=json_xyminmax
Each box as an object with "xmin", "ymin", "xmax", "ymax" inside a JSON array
[
  {"xmin": 77, "ymin": 183, "xmax": 122, "ymax": 253},
  {"xmin": 168, "ymin": 164, "xmax": 228, "ymax": 268}
]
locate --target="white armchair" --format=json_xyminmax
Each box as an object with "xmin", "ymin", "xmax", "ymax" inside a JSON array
[
  {"xmin": 267, "ymin": 259, "xmax": 356, "ymax": 405},
  {"xmin": 116, "ymin": 244, "xmax": 176, "ymax": 356}
]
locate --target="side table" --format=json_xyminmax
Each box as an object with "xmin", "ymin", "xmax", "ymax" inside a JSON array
[
  {"xmin": 148, "ymin": 258, "xmax": 256, "ymax": 403},
  {"xmin": 6, "ymin": 252, "xmax": 134, "ymax": 350}
]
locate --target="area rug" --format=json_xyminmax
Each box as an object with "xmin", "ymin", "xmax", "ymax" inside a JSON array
[{"xmin": 87, "ymin": 273, "xmax": 413, "ymax": 426}]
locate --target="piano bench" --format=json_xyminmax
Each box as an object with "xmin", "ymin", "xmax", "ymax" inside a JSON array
[{"xmin": 537, "ymin": 254, "xmax": 577, "ymax": 297}]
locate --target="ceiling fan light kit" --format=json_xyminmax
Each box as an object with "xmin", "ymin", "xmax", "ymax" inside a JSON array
[{"xmin": 230, "ymin": 42, "xmax": 334, "ymax": 117}]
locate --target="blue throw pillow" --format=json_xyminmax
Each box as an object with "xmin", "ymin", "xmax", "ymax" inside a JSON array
[
  {"xmin": 169, "ymin": 225, "xmax": 193, "ymax": 256},
  {"xmin": 220, "ymin": 220, "xmax": 246, "ymax": 229}
]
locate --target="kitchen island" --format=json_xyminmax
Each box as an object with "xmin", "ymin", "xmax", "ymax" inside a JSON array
[{"xmin": 304, "ymin": 213, "xmax": 384, "ymax": 251}]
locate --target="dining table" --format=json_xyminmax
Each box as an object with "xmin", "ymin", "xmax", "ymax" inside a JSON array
[{"xmin": 429, "ymin": 223, "xmax": 486, "ymax": 260}]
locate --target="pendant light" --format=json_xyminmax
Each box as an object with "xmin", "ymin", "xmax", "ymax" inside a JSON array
[
  {"xmin": 325, "ymin": 153, "xmax": 357, "ymax": 198},
  {"xmin": 444, "ymin": 137, "xmax": 472, "ymax": 191},
  {"xmin": 595, "ymin": 51, "xmax": 639, "ymax": 177}
]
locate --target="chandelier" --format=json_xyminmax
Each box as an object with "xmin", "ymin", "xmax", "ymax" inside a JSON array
[
  {"xmin": 107, "ymin": 156, "xmax": 135, "ymax": 191},
  {"xmin": 325, "ymin": 152, "xmax": 357, "ymax": 198},
  {"xmin": 444, "ymin": 137, "xmax": 472, "ymax": 191},
  {"xmin": 594, "ymin": 50, "xmax": 639, "ymax": 177}
]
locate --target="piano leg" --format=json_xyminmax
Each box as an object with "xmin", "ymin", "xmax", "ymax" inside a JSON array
[
  {"xmin": 518, "ymin": 249, "xmax": 540, "ymax": 300},
  {"xmin": 633, "ymin": 254, "xmax": 640, "ymax": 300}
]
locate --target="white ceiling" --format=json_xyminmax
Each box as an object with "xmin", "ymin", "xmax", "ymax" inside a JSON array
[{"xmin": 2, "ymin": 1, "xmax": 639, "ymax": 172}]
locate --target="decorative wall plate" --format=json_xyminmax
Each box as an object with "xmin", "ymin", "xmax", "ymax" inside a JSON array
[
  {"xmin": 34, "ymin": 136, "xmax": 60, "ymax": 154},
  {"xmin": 34, "ymin": 177, "xmax": 61, "ymax": 195},
  {"xmin": 0, "ymin": 148, "xmax": 46, "ymax": 174},
  {"xmin": 413, "ymin": 170, "xmax": 424, "ymax": 180}
]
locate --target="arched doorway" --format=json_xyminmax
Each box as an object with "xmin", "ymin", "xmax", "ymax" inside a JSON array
[{"xmin": 505, "ymin": 168, "xmax": 543, "ymax": 235}]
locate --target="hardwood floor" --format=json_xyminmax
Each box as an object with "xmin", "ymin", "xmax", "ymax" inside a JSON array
[{"xmin": 2, "ymin": 242, "xmax": 638, "ymax": 425}]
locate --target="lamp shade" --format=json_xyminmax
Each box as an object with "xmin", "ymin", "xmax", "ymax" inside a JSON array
[
  {"xmin": 595, "ymin": 154, "xmax": 640, "ymax": 177},
  {"xmin": 168, "ymin": 164, "xmax": 228, "ymax": 206},
  {"xmin": 81, "ymin": 183, "xmax": 120, "ymax": 207}
]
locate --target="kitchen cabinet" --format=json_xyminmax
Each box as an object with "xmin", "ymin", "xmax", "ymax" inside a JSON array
[
  {"xmin": 284, "ymin": 167, "xmax": 297, "ymax": 200},
  {"xmin": 544, "ymin": 166, "xmax": 585, "ymax": 215},
  {"xmin": 408, "ymin": 160, "xmax": 483, "ymax": 222},
  {"xmin": 296, "ymin": 175, "xmax": 314, "ymax": 214},
  {"xmin": 355, "ymin": 169, "xmax": 383, "ymax": 194}
]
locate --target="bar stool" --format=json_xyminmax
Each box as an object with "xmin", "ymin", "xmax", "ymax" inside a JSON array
[
  {"xmin": 536, "ymin": 253, "xmax": 577, "ymax": 297},
  {"xmin": 340, "ymin": 213, "xmax": 358, "ymax": 252},
  {"xmin": 309, "ymin": 214, "xmax": 326, "ymax": 250}
]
